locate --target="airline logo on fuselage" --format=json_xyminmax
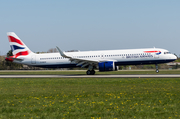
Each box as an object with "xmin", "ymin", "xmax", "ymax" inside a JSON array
[{"xmin": 144, "ymin": 51, "xmax": 161, "ymax": 55}]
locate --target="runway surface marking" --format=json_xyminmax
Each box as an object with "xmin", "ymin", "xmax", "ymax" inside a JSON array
[{"xmin": 1, "ymin": 75, "xmax": 180, "ymax": 78}]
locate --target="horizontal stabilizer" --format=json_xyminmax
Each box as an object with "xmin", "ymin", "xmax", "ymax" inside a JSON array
[{"xmin": 5, "ymin": 57, "xmax": 24, "ymax": 62}]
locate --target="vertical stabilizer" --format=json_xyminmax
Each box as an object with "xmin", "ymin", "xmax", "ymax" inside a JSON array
[{"xmin": 7, "ymin": 32, "xmax": 33, "ymax": 58}]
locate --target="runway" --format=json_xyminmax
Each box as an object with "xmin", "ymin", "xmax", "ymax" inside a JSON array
[{"xmin": 1, "ymin": 74, "xmax": 180, "ymax": 78}]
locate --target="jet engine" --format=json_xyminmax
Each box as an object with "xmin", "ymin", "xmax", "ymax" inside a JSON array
[{"xmin": 98, "ymin": 61, "xmax": 118, "ymax": 71}]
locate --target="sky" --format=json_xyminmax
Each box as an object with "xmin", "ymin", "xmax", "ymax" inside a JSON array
[{"xmin": 0, "ymin": 0, "xmax": 180, "ymax": 56}]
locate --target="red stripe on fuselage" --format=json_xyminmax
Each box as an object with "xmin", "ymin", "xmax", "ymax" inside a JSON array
[
  {"xmin": 144, "ymin": 51, "xmax": 160, "ymax": 53},
  {"xmin": 8, "ymin": 36, "xmax": 24, "ymax": 45}
]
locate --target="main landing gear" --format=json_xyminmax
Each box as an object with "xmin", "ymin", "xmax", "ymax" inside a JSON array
[
  {"xmin": 86, "ymin": 65, "xmax": 96, "ymax": 75},
  {"xmin": 155, "ymin": 64, "xmax": 159, "ymax": 73},
  {"xmin": 86, "ymin": 70, "xmax": 95, "ymax": 75}
]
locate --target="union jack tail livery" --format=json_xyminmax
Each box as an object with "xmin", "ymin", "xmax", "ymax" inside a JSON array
[{"xmin": 7, "ymin": 32, "xmax": 33, "ymax": 58}]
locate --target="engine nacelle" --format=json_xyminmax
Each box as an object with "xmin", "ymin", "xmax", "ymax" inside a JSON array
[{"xmin": 98, "ymin": 61, "xmax": 119, "ymax": 71}]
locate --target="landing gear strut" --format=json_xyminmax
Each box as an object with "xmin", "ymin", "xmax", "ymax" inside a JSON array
[
  {"xmin": 155, "ymin": 64, "xmax": 159, "ymax": 73},
  {"xmin": 86, "ymin": 65, "xmax": 95, "ymax": 75},
  {"xmin": 86, "ymin": 70, "xmax": 95, "ymax": 75}
]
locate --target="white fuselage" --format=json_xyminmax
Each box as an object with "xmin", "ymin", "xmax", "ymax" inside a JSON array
[{"xmin": 14, "ymin": 48, "xmax": 177, "ymax": 68}]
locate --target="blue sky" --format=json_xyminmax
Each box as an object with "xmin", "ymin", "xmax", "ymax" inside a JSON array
[{"xmin": 0, "ymin": 0, "xmax": 180, "ymax": 55}]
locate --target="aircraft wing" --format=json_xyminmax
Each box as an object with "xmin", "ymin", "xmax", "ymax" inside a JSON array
[{"xmin": 56, "ymin": 46, "xmax": 100, "ymax": 68}]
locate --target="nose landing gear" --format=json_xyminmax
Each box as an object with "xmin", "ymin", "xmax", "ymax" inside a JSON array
[{"xmin": 155, "ymin": 64, "xmax": 159, "ymax": 73}]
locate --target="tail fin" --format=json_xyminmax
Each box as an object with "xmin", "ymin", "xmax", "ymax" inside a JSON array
[{"xmin": 7, "ymin": 32, "xmax": 33, "ymax": 58}]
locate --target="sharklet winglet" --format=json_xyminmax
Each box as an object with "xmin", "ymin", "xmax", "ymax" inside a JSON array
[{"xmin": 56, "ymin": 46, "xmax": 71, "ymax": 58}]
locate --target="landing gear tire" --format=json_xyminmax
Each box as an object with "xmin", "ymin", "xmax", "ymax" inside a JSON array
[
  {"xmin": 86, "ymin": 70, "xmax": 95, "ymax": 75},
  {"xmin": 91, "ymin": 70, "xmax": 95, "ymax": 75},
  {"xmin": 86, "ymin": 70, "xmax": 91, "ymax": 75}
]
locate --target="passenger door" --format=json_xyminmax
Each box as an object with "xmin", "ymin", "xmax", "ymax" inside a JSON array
[{"xmin": 31, "ymin": 55, "xmax": 36, "ymax": 64}]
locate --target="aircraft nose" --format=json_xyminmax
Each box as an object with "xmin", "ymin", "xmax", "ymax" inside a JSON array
[{"xmin": 173, "ymin": 54, "xmax": 177, "ymax": 60}]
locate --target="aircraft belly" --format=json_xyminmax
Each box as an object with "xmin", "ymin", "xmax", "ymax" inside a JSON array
[
  {"xmin": 34, "ymin": 63, "xmax": 77, "ymax": 68},
  {"xmin": 115, "ymin": 59, "xmax": 174, "ymax": 65}
]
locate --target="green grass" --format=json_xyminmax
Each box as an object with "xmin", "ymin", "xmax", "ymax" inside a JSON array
[
  {"xmin": 0, "ymin": 78, "xmax": 180, "ymax": 118},
  {"xmin": 0, "ymin": 70, "xmax": 180, "ymax": 75}
]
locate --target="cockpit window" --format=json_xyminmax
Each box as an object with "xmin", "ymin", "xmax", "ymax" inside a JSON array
[{"xmin": 164, "ymin": 52, "xmax": 171, "ymax": 54}]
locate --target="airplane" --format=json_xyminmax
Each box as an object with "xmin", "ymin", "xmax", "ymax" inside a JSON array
[{"xmin": 5, "ymin": 32, "xmax": 177, "ymax": 75}]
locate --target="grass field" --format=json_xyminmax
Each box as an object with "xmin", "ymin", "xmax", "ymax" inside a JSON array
[
  {"xmin": 0, "ymin": 69, "xmax": 180, "ymax": 75},
  {"xmin": 0, "ymin": 77, "xmax": 180, "ymax": 118}
]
